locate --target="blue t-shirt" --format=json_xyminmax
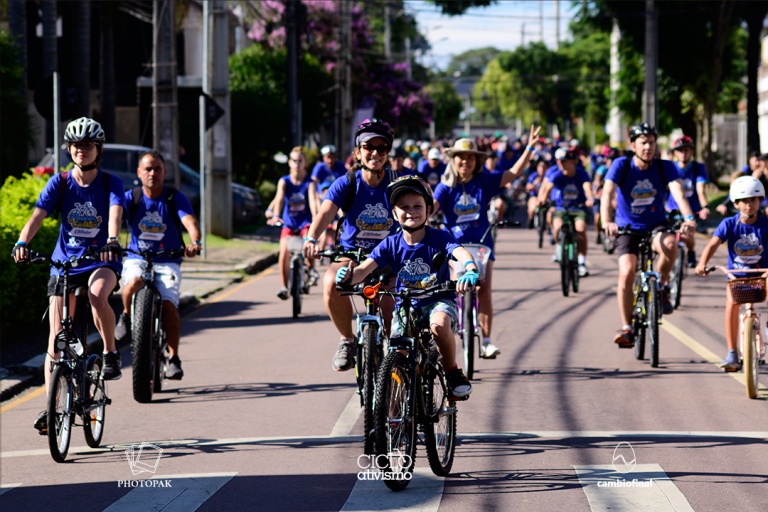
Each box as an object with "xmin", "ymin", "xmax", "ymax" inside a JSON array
[
  {"xmin": 370, "ymin": 227, "xmax": 461, "ymax": 308},
  {"xmin": 605, "ymin": 157, "xmax": 682, "ymax": 230},
  {"xmin": 549, "ymin": 168, "xmax": 592, "ymax": 209},
  {"xmin": 311, "ymin": 160, "xmax": 347, "ymax": 185},
  {"xmin": 496, "ymin": 151, "xmax": 521, "ymax": 171},
  {"xmin": 417, "ymin": 160, "xmax": 447, "ymax": 188},
  {"xmin": 279, "ymin": 175, "xmax": 313, "ymax": 231},
  {"xmin": 324, "ymin": 170, "xmax": 398, "ymax": 250},
  {"xmin": 713, "ymin": 215, "xmax": 768, "ymax": 277},
  {"xmin": 124, "ymin": 187, "xmax": 195, "ymax": 264},
  {"xmin": 544, "ymin": 164, "xmax": 562, "ymax": 203},
  {"xmin": 666, "ymin": 161, "xmax": 708, "ymax": 213},
  {"xmin": 36, "ymin": 170, "xmax": 126, "ymax": 276},
  {"xmin": 433, "ymin": 172, "xmax": 504, "ymax": 259},
  {"xmin": 527, "ymin": 172, "xmax": 544, "ymax": 197}
]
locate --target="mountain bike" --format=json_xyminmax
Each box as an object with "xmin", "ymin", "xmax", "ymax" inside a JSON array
[
  {"xmin": 705, "ymin": 266, "xmax": 767, "ymax": 399},
  {"xmin": 619, "ymin": 227, "xmax": 664, "ymax": 367},
  {"xmin": 276, "ymin": 220, "xmax": 312, "ymax": 318},
  {"xmin": 535, "ymin": 202, "xmax": 549, "ymax": 249},
  {"xmin": 374, "ymin": 276, "xmax": 463, "ymax": 491},
  {"xmin": 557, "ymin": 204, "xmax": 585, "ymax": 297},
  {"xmin": 667, "ymin": 210, "xmax": 686, "ymax": 310},
  {"xmin": 454, "ymin": 220, "xmax": 518, "ymax": 380},
  {"xmin": 123, "ymin": 248, "xmax": 185, "ymax": 403},
  {"xmin": 22, "ymin": 249, "xmax": 111, "ymax": 462}
]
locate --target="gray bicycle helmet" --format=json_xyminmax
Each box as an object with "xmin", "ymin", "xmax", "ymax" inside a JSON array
[{"xmin": 64, "ymin": 117, "xmax": 105, "ymax": 144}]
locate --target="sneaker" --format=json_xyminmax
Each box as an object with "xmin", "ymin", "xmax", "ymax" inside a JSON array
[
  {"xmin": 480, "ymin": 342, "xmax": 500, "ymax": 359},
  {"xmin": 308, "ymin": 268, "xmax": 320, "ymax": 287},
  {"xmin": 552, "ymin": 244, "xmax": 561, "ymax": 262},
  {"xmin": 687, "ymin": 250, "xmax": 697, "ymax": 268},
  {"xmin": 596, "ymin": 232, "xmax": 603, "ymax": 245},
  {"xmin": 277, "ymin": 287, "xmax": 290, "ymax": 300},
  {"xmin": 527, "ymin": 217, "xmax": 535, "ymax": 229},
  {"xmin": 115, "ymin": 312, "xmax": 131, "ymax": 342},
  {"xmin": 549, "ymin": 234, "xmax": 556, "ymax": 245},
  {"xmin": 33, "ymin": 410, "xmax": 47, "ymax": 435},
  {"xmin": 446, "ymin": 368, "xmax": 472, "ymax": 398},
  {"xmin": 102, "ymin": 351, "xmax": 122, "ymax": 381},
  {"xmin": 719, "ymin": 349, "xmax": 741, "ymax": 372},
  {"xmin": 332, "ymin": 338, "xmax": 356, "ymax": 372},
  {"xmin": 578, "ymin": 263, "xmax": 589, "ymax": 277},
  {"xmin": 166, "ymin": 356, "xmax": 184, "ymax": 380},
  {"xmin": 662, "ymin": 285, "xmax": 674, "ymax": 315},
  {"xmin": 614, "ymin": 329, "xmax": 634, "ymax": 348}
]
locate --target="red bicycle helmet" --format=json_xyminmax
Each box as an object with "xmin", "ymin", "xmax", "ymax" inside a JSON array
[{"xmin": 672, "ymin": 135, "xmax": 694, "ymax": 150}]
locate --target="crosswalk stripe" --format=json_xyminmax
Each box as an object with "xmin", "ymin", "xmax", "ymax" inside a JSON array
[
  {"xmin": 101, "ymin": 472, "xmax": 236, "ymax": 512},
  {"xmin": 331, "ymin": 392, "xmax": 363, "ymax": 437},
  {"xmin": 0, "ymin": 483, "xmax": 22, "ymax": 496},
  {"xmin": 340, "ymin": 467, "xmax": 443, "ymax": 512},
  {"xmin": 574, "ymin": 464, "xmax": 695, "ymax": 512}
]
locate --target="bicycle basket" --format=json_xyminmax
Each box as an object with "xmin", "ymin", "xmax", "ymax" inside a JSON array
[
  {"xmin": 286, "ymin": 235, "xmax": 304, "ymax": 253},
  {"xmin": 452, "ymin": 244, "xmax": 492, "ymax": 281},
  {"xmin": 728, "ymin": 277, "xmax": 767, "ymax": 304}
]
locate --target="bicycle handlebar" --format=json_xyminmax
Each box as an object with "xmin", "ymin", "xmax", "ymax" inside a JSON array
[
  {"xmin": 479, "ymin": 220, "xmax": 521, "ymax": 245},
  {"xmin": 318, "ymin": 247, "xmax": 367, "ymax": 263},
  {"xmin": 124, "ymin": 248, "xmax": 186, "ymax": 260},
  {"xmin": 21, "ymin": 248, "xmax": 99, "ymax": 269},
  {"xmin": 703, "ymin": 266, "xmax": 768, "ymax": 276}
]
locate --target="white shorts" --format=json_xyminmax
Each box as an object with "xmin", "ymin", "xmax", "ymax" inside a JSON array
[{"xmin": 121, "ymin": 259, "xmax": 182, "ymax": 307}]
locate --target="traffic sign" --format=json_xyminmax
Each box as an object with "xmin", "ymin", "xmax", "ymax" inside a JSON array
[{"xmin": 201, "ymin": 93, "xmax": 225, "ymax": 130}]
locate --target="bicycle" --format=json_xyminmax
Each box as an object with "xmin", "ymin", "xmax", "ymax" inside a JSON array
[
  {"xmin": 557, "ymin": 204, "xmax": 586, "ymax": 297},
  {"xmin": 276, "ymin": 220, "xmax": 312, "ymax": 318},
  {"xmin": 705, "ymin": 266, "xmax": 767, "ymax": 399},
  {"xmin": 619, "ymin": 227, "xmax": 663, "ymax": 367},
  {"xmin": 535, "ymin": 202, "xmax": 549, "ymax": 249},
  {"xmin": 123, "ymin": 248, "xmax": 185, "ymax": 403},
  {"xmin": 22, "ymin": 249, "xmax": 111, "ymax": 462},
  {"xmin": 373, "ymin": 277, "xmax": 463, "ymax": 491},
  {"xmin": 667, "ymin": 211, "xmax": 686, "ymax": 310}
]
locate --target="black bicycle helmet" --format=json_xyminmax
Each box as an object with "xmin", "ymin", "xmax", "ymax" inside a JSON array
[
  {"xmin": 354, "ymin": 118, "xmax": 394, "ymax": 147},
  {"xmin": 629, "ymin": 123, "xmax": 657, "ymax": 142},
  {"xmin": 64, "ymin": 117, "xmax": 105, "ymax": 144},
  {"xmin": 386, "ymin": 175, "xmax": 434, "ymax": 212}
]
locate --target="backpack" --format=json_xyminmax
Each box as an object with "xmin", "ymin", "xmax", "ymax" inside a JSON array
[
  {"xmin": 335, "ymin": 166, "xmax": 398, "ymax": 247},
  {"xmin": 126, "ymin": 186, "xmax": 185, "ymax": 247},
  {"xmin": 53, "ymin": 171, "xmax": 112, "ymax": 220}
]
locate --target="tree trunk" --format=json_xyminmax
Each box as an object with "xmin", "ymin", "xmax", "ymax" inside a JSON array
[
  {"xmin": 743, "ymin": 3, "xmax": 768, "ymax": 153},
  {"xmin": 72, "ymin": 1, "xmax": 91, "ymax": 119},
  {"xmin": 42, "ymin": 0, "xmax": 57, "ymax": 148},
  {"xmin": 8, "ymin": 0, "xmax": 27, "ymax": 102},
  {"xmin": 100, "ymin": 4, "xmax": 116, "ymax": 143}
]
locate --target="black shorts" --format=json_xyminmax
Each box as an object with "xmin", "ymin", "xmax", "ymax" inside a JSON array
[
  {"xmin": 615, "ymin": 224, "xmax": 670, "ymax": 258},
  {"xmin": 47, "ymin": 266, "xmax": 121, "ymax": 297}
]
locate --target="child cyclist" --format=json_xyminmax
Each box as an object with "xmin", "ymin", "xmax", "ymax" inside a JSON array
[
  {"xmin": 695, "ymin": 176, "xmax": 768, "ymax": 371},
  {"xmin": 335, "ymin": 176, "xmax": 479, "ymax": 398}
]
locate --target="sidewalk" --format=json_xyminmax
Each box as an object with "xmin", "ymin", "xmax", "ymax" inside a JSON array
[{"xmin": 0, "ymin": 227, "xmax": 281, "ymax": 402}]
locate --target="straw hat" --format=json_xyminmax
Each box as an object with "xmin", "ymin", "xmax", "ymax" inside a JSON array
[{"xmin": 441, "ymin": 138, "xmax": 488, "ymax": 187}]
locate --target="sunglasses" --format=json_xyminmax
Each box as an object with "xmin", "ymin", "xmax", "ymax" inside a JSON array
[
  {"xmin": 362, "ymin": 144, "xmax": 390, "ymax": 155},
  {"xmin": 71, "ymin": 142, "xmax": 96, "ymax": 151}
]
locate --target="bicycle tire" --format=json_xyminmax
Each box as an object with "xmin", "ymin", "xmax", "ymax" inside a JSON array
[
  {"xmin": 537, "ymin": 210, "xmax": 545, "ymax": 249},
  {"xmin": 560, "ymin": 240, "xmax": 569, "ymax": 297},
  {"xmin": 362, "ymin": 324, "xmax": 378, "ymax": 455},
  {"xmin": 673, "ymin": 248, "xmax": 685, "ymax": 309},
  {"xmin": 374, "ymin": 351, "xmax": 416, "ymax": 491},
  {"xmin": 83, "ymin": 355, "xmax": 106, "ymax": 448},
  {"xmin": 47, "ymin": 364, "xmax": 72, "ymax": 462},
  {"xmin": 423, "ymin": 348, "xmax": 457, "ymax": 476},
  {"xmin": 462, "ymin": 290, "xmax": 475, "ymax": 380},
  {"xmin": 291, "ymin": 260, "xmax": 302, "ymax": 318},
  {"xmin": 743, "ymin": 316, "xmax": 758, "ymax": 399},
  {"xmin": 153, "ymin": 339, "xmax": 165, "ymax": 394},
  {"xmin": 648, "ymin": 277, "xmax": 660, "ymax": 367},
  {"xmin": 132, "ymin": 287, "xmax": 158, "ymax": 403},
  {"xmin": 570, "ymin": 242, "xmax": 579, "ymax": 294},
  {"xmin": 633, "ymin": 277, "xmax": 646, "ymax": 360}
]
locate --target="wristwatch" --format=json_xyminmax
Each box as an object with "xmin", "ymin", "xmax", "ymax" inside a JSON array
[{"xmin": 192, "ymin": 240, "xmax": 203, "ymax": 247}]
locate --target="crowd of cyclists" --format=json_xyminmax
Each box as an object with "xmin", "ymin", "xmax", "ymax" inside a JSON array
[{"xmin": 11, "ymin": 113, "xmax": 768, "ymax": 435}]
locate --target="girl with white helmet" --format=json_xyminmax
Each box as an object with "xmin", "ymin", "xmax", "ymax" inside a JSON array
[{"xmin": 696, "ymin": 176, "xmax": 768, "ymax": 370}]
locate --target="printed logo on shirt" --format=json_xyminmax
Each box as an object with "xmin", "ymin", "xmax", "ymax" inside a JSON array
[
  {"xmin": 288, "ymin": 192, "xmax": 306, "ymax": 212},
  {"xmin": 563, "ymin": 183, "xmax": 580, "ymax": 202},
  {"xmin": 454, "ymin": 193, "xmax": 481, "ymax": 224},
  {"xmin": 356, "ymin": 203, "xmax": 393, "ymax": 239},
  {"xmin": 397, "ymin": 258, "xmax": 437, "ymax": 289},
  {"xmin": 137, "ymin": 239, "xmax": 153, "ymax": 250},
  {"xmin": 682, "ymin": 178, "xmax": 694, "ymax": 198},
  {"xmin": 734, "ymin": 233, "xmax": 763, "ymax": 265},
  {"xmin": 67, "ymin": 236, "xmax": 82, "ymax": 248},
  {"xmin": 138, "ymin": 211, "xmax": 167, "ymax": 241},
  {"xmin": 630, "ymin": 179, "xmax": 657, "ymax": 207},
  {"xmin": 425, "ymin": 171, "xmax": 440, "ymax": 187},
  {"xmin": 67, "ymin": 202, "xmax": 102, "ymax": 238}
]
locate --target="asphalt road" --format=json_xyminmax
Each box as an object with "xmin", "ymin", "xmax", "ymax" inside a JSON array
[{"xmin": 2, "ymin": 216, "xmax": 767, "ymax": 512}]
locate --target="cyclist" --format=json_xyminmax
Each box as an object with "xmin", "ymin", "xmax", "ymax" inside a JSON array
[
  {"xmin": 592, "ymin": 148, "xmax": 619, "ymax": 244},
  {"xmin": 434, "ymin": 125, "xmax": 541, "ymax": 358},
  {"xmin": 115, "ymin": 150, "xmax": 201, "ymax": 380},
  {"xmin": 302, "ymin": 119, "xmax": 399, "ymax": 371},
  {"xmin": 12, "ymin": 117, "xmax": 125, "ymax": 433},
  {"xmin": 268, "ymin": 147, "xmax": 319, "ymax": 298},
  {"xmin": 695, "ymin": 176, "xmax": 768, "ymax": 371},
  {"xmin": 497, "ymin": 139, "xmax": 522, "ymax": 171},
  {"xmin": 538, "ymin": 149, "xmax": 595, "ymax": 277},
  {"xmin": 311, "ymin": 144, "xmax": 346, "ymax": 186},
  {"xmin": 538, "ymin": 148, "xmax": 569, "ymax": 245},
  {"xmin": 418, "ymin": 147, "xmax": 446, "ymax": 188},
  {"xmin": 601, "ymin": 123, "xmax": 697, "ymax": 347},
  {"xmin": 390, "ymin": 146, "xmax": 415, "ymax": 176},
  {"xmin": 526, "ymin": 159, "xmax": 547, "ymax": 228},
  {"xmin": 336, "ymin": 175, "xmax": 478, "ymax": 398},
  {"xmin": 666, "ymin": 135, "xmax": 710, "ymax": 267}
]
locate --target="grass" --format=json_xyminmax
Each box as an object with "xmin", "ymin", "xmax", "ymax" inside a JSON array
[{"xmin": 181, "ymin": 232, "xmax": 278, "ymax": 252}]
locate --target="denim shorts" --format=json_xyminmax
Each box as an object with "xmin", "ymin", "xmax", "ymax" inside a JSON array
[{"xmin": 390, "ymin": 299, "xmax": 458, "ymax": 338}]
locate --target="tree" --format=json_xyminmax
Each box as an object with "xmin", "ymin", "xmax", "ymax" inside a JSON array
[
  {"xmin": 430, "ymin": 1, "xmax": 496, "ymax": 16},
  {"xmin": 0, "ymin": 31, "xmax": 35, "ymax": 182},
  {"xmin": 739, "ymin": 2, "xmax": 768, "ymax": 153},
  {"xmin": 445, "ymin": 47, "xmax": 501, "ymax": 78},
  {"xmin": 424, "ymin": 81, "xmax": 463, "ymax": 136}
]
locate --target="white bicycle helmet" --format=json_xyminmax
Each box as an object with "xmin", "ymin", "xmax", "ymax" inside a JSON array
[
  {"xmin": 730, "ymin": 176, "xmax": 765, "ymax": 201},
  {"xmin": 64, "ymin": 117, "xmax": 105, "ymax": 144}
]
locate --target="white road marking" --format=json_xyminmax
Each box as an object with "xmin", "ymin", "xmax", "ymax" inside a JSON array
[
  {"xmin": 574, "ymin": 464, "xmax": 695, "ymax": 512},
  {"xmin": 331, "ymin": 392, "xmax": 363, "ymax": 437},
  {"xmin": 0, "ymin": 483, "xmax": 22, "ymax": 495},
  {"xmin": 340, "ymin": 467, "xmax": 443, "ymax": 512},
  {"xmin": 101, "ymin": 472, "xmax": 236, "ymax": 512}
]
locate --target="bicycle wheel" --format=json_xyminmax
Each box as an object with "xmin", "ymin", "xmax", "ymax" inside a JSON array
[
  {"xmin": 291, "ymin": 259, "xmax": 302, "ymax": 318},
  {"xmin": 673, "ymin": 248, "xmax": 685, "ymax": 309},
  {"xmin": 374, "ymin": 351, "xmax": 416, "ymax": 491},
  {"xmin": 362, "ymin": 324, "xmax": 378, "ymax": 455},
  {"xmin": 83, "ymin": 355, "xmax": 106, "ymax": 447},
  {"xmin": 570, "ymin": 242, "xmax": 579, "ymax": 294},
  {"xmin": 560, "ymin": 240, "xmax": 570, "ymax": 297},
  {"xmin": 132, "ymin": 287, "xmax": 158, "ymax": 403},
  {"xmin": 743, "ymin": 316, "xmax": 758, "ymax": 399},
  {"xmin": 153, "ymin": 337, "xmax": 165, "ymax": 394},
  {"xmin": 633, "ymin": 277, "xmax": 646, "ymax": 360},
  {"xmin": 47, "ymin": 364, "xmax": 72, "ymax": 462},
  {"xmin": 462, "ymin": 290, "xmax": 475, "ymax": 380},
  {"xmin": 537, "ymin": 210, "xmax": 545, "ymax": 249},
  {"xmin": 423, "ymin": 349, "xmax": 457, "ymax": 476},
  {"xmin": 648, "ymin": 277, "xmax": 660, "ymax": 367}
]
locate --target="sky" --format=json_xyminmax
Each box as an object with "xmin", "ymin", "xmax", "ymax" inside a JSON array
[{"xmin": 405, "ymin": 0, "xmax": 578, "ymax": 71}]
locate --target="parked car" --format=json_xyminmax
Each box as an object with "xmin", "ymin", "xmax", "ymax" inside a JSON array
[{"xmin": 36, "ymin": 144, "xmax": 262, "ymax": 226}]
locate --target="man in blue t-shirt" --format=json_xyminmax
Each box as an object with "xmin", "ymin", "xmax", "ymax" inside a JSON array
[
  {"xmin": 601, "ymin": 124, "xmax": 697, "ymax": 347},
  {"xmin": 311, "ymin": 144, "xmax": 347, "ymax": 186},
  {"xmin": 418, "ymin": 148, "xmax": 447, "ymax": 188},
  {"xmin": 496, "ymin": 140, "xmax": 522, "ymax": 171},
  {"xmin": 116, "ymin": 150, "xmax": 202, "ymax": 380}
]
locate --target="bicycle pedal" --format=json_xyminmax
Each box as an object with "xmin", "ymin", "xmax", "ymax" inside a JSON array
[
  {"xmin": 480, "ymin": 355, "xmax": 497, "ymax": 359},
  {"xmin": 105, "ymin": 398, "xmax": 112, "ymax": 405},
  {"xmin": 617, "ymin": 343, "xmax": 633, "ymax": 349},
  {"xmin": 448, "ymin": 395, "xmax": 469, "ymax": 402}
]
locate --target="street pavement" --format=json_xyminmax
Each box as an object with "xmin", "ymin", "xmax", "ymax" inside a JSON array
[{"xmin": 1, "ymin": 214, "xmax": 767, "ymax": 512}]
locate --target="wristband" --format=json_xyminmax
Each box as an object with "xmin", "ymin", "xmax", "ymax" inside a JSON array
[
  {"xmin": 304, "ymin": 237, "xmax": 317, "ymax": 244},
  {"xmin": 193, "ymin": 240, "xmax": 203, "ymax": 247},
  {"xmin": 526, "ymin": 145, "xmax": 534, "ymax": 152},
  {"xmin": 684, "ymin": 215, "xmax": 695, "ymax": 221},
  {"xmin": 107, "ymin": 237, "xmax": 119, "ymax": 242},
  {"xmin": 464, "ymin": 263, "xmax": 478, "ymax": 273},
  {"xmin": 15, "ymin": 241, "xmax": 26, "ymax": 246},
  {"xmin": 265, "ymin": 208, "xmax": 273, "ymax": 213},
  {"xmin": 701, "ymin": 205, "xmax": 709, "ymax": 210}
]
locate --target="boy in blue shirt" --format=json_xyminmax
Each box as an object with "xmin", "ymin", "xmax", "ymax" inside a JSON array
[
  {"xmin": 336, "ymin": 176, "xmax": 479, "ymax": 398},
  {"xmin": 696, "ymin": 176, "xmax": 768, "ymax": 371}
]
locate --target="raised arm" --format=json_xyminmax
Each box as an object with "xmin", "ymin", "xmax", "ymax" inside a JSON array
[{"xmin": 500, "ymin": 124, "xmax": 542, "ymax": 187}]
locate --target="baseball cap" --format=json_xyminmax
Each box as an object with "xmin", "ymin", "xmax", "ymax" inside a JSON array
[
  {"xmin": 428, "ymin": 148, "xmax": 442, "ymax": 160},
  {"xmin": 420, "ymin": 142, "xmax": 431, "ymax": 151},
  {"xmin": 569, "ymin": 139, "xmax": 579, "ymax": 147}
]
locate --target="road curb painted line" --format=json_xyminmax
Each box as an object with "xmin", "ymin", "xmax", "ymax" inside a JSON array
[
  {"xmin": 331, "ymin": 392, "xmax": 363, "ymax": 437},
  {"xmin": 102, "ymin": 473, "xmax": 237, "ymax": 512},
  {"xmin": 0, "ymin": 483, "xmax": 22, "ymax": 496}
]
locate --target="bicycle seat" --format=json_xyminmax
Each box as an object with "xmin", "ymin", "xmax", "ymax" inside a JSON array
[{"xmin": 73, "ymin": 286, "xmax": 89, "ymax": 298}]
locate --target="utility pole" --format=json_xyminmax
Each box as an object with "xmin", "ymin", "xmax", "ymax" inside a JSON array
[
  {"xmin": 554, "ymin": 0, "xmax": 560, "ymax": 51},
  {"xmin": 42, "ymin": 1, "xmax": 57, "ymax": 149},
  {"xmin": 539, "ymin": 1, "xmax": 544, "ymax": 43},
  {"xmin": 642, "ymin": 0, "xmax": 658, "ymax": 128},
  {"xmin": 384, "ymin": 3, "xmax": 391, "ymax": 61},
  {"xmin": 338, "ymin": 0, "xmax": 353, "ymax": 158},
  {"xmin": 609, "ymin": 18, "xmax": 623, "ymax": 145},
  {"xmin": 285, "ymin": 0, "xmax": 300, "ymax": 147},
  {"xmin": 153, "ymin": 1, "xmax": 180, "ymax": 190},
  {"xmin": 464, "ymin": 95, "xmax": 471, "ymax": 136},
  {"xmin": 405, "ymin": 37, "xmax": 412, "ymax": 78},
  {"xmin": 521, "ymin": 23, "xmax": 525, "ymax": 47}
]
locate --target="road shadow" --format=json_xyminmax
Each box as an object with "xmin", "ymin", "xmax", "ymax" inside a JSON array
[{"xmin": 150, "ymin": 381, "xmax": 356, "ymax": 404}]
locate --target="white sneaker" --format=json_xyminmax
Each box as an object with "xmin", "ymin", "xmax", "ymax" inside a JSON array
[
  {"xmin": 481, "ymin": 342, "xmax": 500, "ymax": 359},
  {"xmin": 578, "ymin": 263, "xmax": 589, "ymax": 277}
]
